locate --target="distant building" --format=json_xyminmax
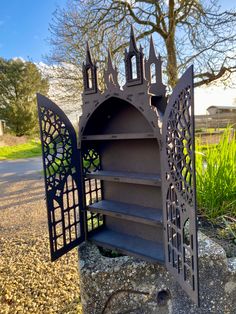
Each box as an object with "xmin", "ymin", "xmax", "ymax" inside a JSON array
[{"xmin": 207, "ymin": 105, "xmax": 236, "ymax": 115}]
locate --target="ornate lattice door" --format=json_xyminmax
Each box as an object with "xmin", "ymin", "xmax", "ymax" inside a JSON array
[
  {"xmin": 37, "ymin": 94, "xmax": 85, "ymax": 261},
  {"xmin": 161, "ymin": 66, "xmax": 199, "ymax": 305}
]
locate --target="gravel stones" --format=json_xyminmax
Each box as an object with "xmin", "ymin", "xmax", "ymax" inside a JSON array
[{"xmin": 0, "ymin": 177, "xmax": 82, "ymax": 314}]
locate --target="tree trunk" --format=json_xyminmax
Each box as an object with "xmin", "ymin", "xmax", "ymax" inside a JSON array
[
  {"xmin": 166, "ymin": 0, "xmax": 178, "ymax": 89},
  {"xmin": 166, "ymin": 34, "xmax": 178, "ymax": 88}
]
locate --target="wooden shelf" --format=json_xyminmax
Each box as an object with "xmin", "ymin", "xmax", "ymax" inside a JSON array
[
  {"xmin": 88, "ymin": 200, "xmax": 162, "ymax": 226},
  {"xmin": 89, "ymin": 228, "xmax": 165, "ymax": 263},
  {"xmin": 86, "ymin": 170, "xmax": 161, "ymax": 186},
  {"xmin": 82, "ymin": 133, "xmax": 155, "ymax": 141}
]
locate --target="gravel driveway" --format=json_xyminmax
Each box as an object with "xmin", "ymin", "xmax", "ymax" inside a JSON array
[{"xmin": 0, "ymin": 173, "xmax": 82, "ymax": 313}]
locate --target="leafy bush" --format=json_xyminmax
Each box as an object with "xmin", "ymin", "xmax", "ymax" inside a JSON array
[{"xmin": 196, "ymin": 127, "xmax": 236, "ymax": 220}]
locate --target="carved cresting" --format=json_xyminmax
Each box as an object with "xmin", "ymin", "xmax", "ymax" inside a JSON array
[
  {"xmin": 161, "ymin": 66, "xmax": 199, "ymax": 305},
  {"xmin": 37, "ymin": 94, "xmax": 85, "ymax": 261},
  {"xmin": 104, "ymin": 49, "xmax": 119, "ymax": 89},
  {"xmin": 124, "ymin": 26, "xmax": 144, "ymax": 86},
  {"xmin": 145, "ymin": 35, "xmax": 166, "ymax": 97},
  {"xmin": 83, "ymin": 42, "xmax": 98, "ymax": 95}
]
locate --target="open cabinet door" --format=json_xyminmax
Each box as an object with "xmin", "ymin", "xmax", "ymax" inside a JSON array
[
  {"xmin": 37, "ymin": 94, "xmax": 85, "ymax": 261},
  {"xmin": 161, "ymin": 66, "xmax": 199, "ymax": 305}
]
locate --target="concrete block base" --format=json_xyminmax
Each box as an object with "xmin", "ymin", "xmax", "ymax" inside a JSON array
[{"xmin": 78, "ymin": 232, "xmax": 236, "ymax": 314}]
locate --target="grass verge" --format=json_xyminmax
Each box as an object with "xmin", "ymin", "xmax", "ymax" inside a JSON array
[
  {"xmin": 196, "ymin": 127, "xmax": 236, "ymax": 220},
  {"xmin": 0, "ymin": 139, "xmax": 41, "ymax": 160}
]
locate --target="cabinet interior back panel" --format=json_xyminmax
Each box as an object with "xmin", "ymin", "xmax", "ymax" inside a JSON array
[
  {"xmin": 105, "ymin": 216, "xmax": 163, "ymax": 243},
  {"xmin": 83, "ymin": 97, "xmax": 152, "ymax": 134},
  {"xmin": 100, "ymin": 139, "xmax": 160, "ymax": 173},
  {"xmin": 103, "ymin": 182, "xmax": 162, "ymax": 208}
]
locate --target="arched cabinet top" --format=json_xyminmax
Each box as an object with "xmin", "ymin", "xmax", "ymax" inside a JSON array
[
  {"xmin": 78, "ymin": 93, "xmax": 162, "ymax": 148},
  {"xmin": 79, "ymin": 29, "xmax": 168, "ymax": 149}
]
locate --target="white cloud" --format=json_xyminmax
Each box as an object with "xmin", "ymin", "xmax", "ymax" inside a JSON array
[
  {"xmin": 37, "ymin": 62, "xmax": 82, "ymax": 123},
  {"xmin": 12, "ymin": 57, "xmax": 25, "ymax": 62}
]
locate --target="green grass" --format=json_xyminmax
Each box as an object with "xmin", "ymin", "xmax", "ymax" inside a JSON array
[
  {"xmin": 46, "ymin": 151, "xmax": 100, "ymax": 176},
  {"xmin": 196, "ymin": 127, "xmax": 236, "ymax": 221},
  {"xmin": 0, "ymin": 139, "xmax": 42, "ymax": 160}
]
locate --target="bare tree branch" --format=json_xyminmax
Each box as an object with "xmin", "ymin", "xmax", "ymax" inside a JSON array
[{"xmin": 46, "ymin": 0, "xmax": 236, "ymax": 99}]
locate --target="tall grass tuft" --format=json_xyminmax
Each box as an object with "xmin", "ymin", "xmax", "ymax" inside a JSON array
[{"xmin": 196, "ymin": 127, "xmax": 236, "ymax": 221}]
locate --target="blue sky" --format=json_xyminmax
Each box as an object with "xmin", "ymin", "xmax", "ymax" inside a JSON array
[
  {"xmin": 0, "ymin": 0, "xmax": 67, "ymax": 62},
  {"xmin": 0, "ymin": 0, "xmax": 234, "ymax": 113},
  {"xmin": 0, "ymin": 0, "xmax": 235, "ymax": 63}
]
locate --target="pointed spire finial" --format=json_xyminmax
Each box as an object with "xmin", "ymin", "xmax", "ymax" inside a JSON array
[
  {"xmin": 130, "ymin": 24, "xmax": 135, "ymax": 38},
  {"xmin": 86, "ymin": 42, "xmax": 93, "ymax": 65},
  {"xmin": 83, "ymin": 41, "xmax": 98, "ymax": 95},
  {"xmin": 129, "ymin": 25, "xmax": 138, "ymax": 52},
  {"xmin": 149, "ymin": 35, "xmax": 157, "ymax": 59},
  {"xmin": 124, "ymin": 25, "xmax": 145, "ymax": 86},
  {"xmin": 145, "ymin": 35, "xmax": 166, "ymax": 96},
  {"xmin": 104, "ymin": 49, "xmax": 119, "ymax": 89},
  {"xmin": 107, "ymin": 49, "xmax": 113, "ymax": 69}
]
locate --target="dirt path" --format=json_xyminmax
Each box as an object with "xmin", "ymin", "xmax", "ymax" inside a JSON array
[
  {"xmin": 0, "ymin": 176, "xmax": 82, "ymax": 314},
  {"xmin": 0, "ymin": 158, "xmax": 42, "ymax": 182}
]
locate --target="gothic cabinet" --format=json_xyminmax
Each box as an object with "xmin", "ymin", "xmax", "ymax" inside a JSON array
[{"xmin": 37, "ymin": 28, "xmax": 199, "ymax": 305}]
